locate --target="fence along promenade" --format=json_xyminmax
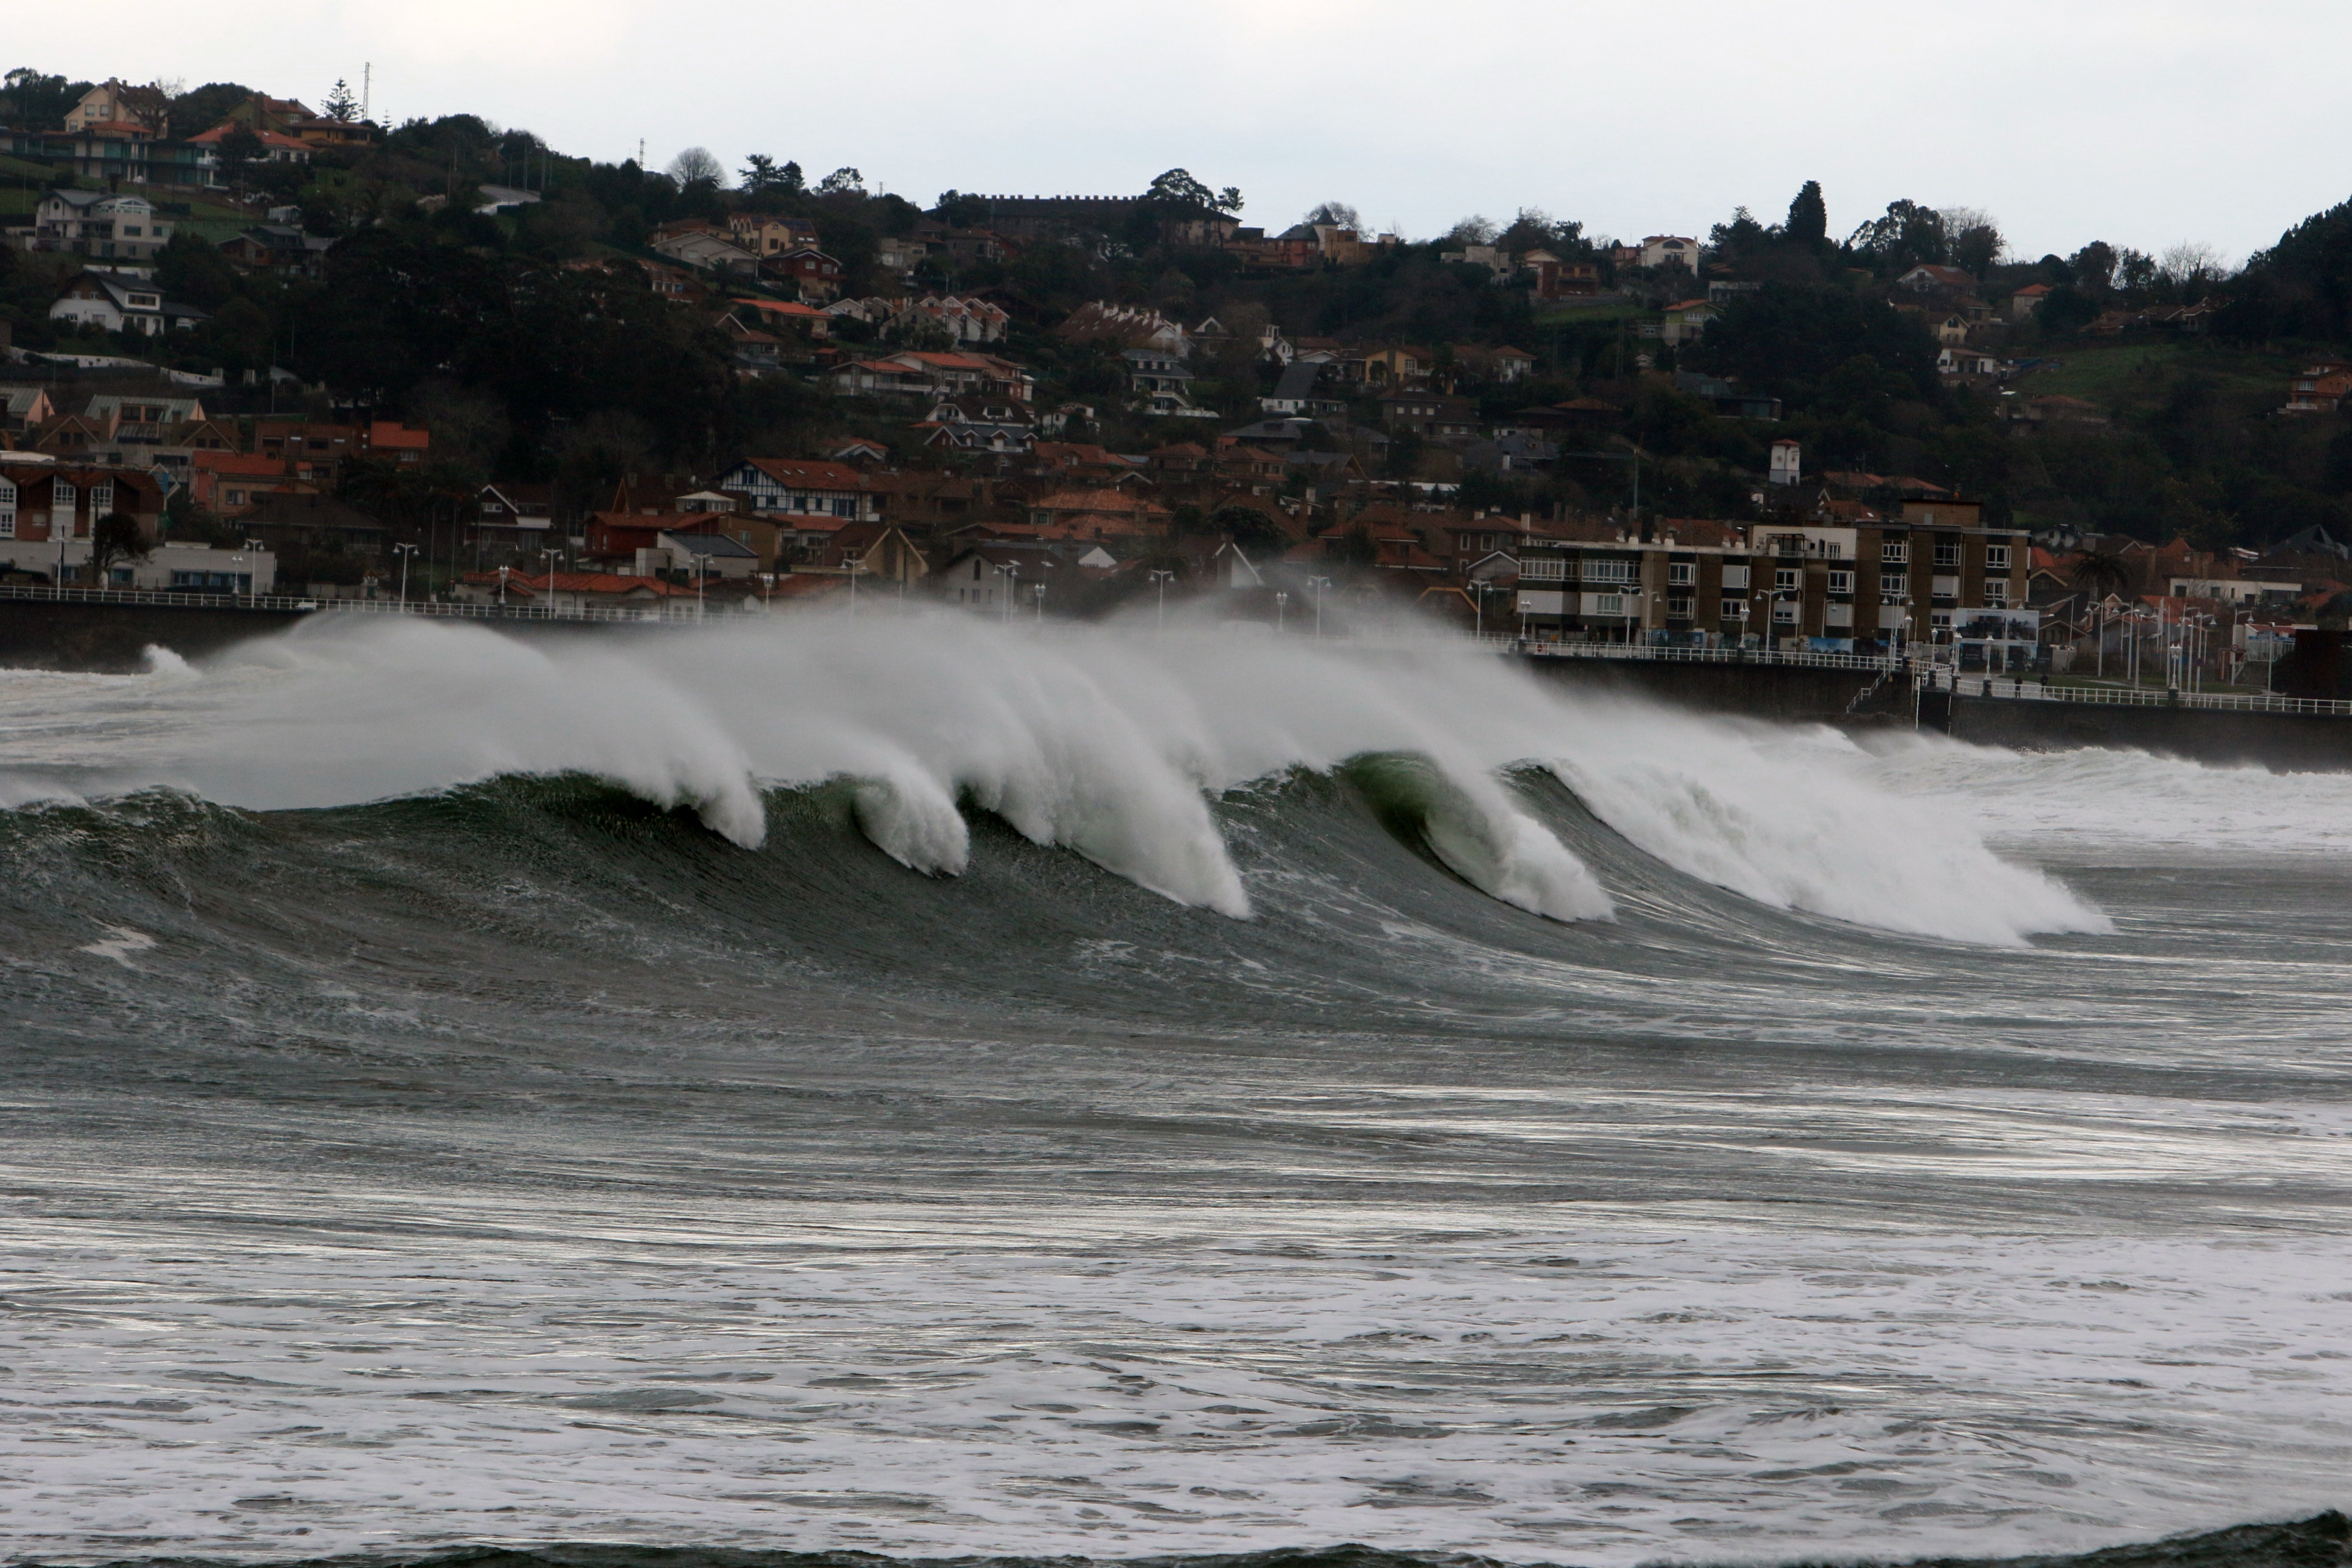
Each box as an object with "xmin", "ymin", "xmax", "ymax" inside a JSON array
[{"xmin": 10, "ymin": 585, "xmax": 2351, "ymax": 717}]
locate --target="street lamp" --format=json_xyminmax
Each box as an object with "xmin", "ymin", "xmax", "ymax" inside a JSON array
[
  {"xmin": 1002, "ymin": 562, "xmax": 1019, "ymax": 623},
  {"xmin": 847, "ymin": 555, "xmax": 869, "ymax": 618},
  {"xmin": 1149, "ymin": 568, "xmax": 1174, "ymax": 632},
  {"xmin": 497, "ymin": 564, "xmax": 510, "ymax": 606},
  {"xmin": 394, "ymin": 542, "xmax": 418, "ymax": 607},
  {"xmin": 1307, "ymin": 574, "xmax": 1330, "ymax": 640},
  {"xmin": 539, "ymin": 545, "xmax": 559, "ymax": 616},
  {"xmin": 1033, "ymin": 580, "xmax": 1047, "ymax": 624},
  {"xmin": 1274, "ymin": 590, "xmax": 1288, "ymax": 634}
]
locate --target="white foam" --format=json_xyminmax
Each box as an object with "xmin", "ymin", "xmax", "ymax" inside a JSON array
[{"xmin": 0, "ymin": 615, "xmax": 2126, "ymax": 938}]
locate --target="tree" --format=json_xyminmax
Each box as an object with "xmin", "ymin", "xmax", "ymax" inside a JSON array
[
  {"xmin": 154, "ymin": 233, "xmax": 241, "ymax": 310},
  {"xmin": 1306, "ymin": 201, "xmax": 1360, "ymax": 228},
  {"xmin": 666, "ymin": 146, "xmax": 724, "ymax": 187},
  {"xmin": 0, "ymin": 68, "xmax": 89, "ymax": 131},
  {"xmin": 114, "ymin": 80, "xmax": 172, "ymax": 134},
  {"xmin": 1145, "ymin": 168, "xmax": 1215, "ymax": 211},
  {"xmin": 1846, "ymin": 199, "xmax": 1948, "ymax": 274},
  {"xmin": 215, "ymin": 124, "xmax": 265, "ymax": 193},
  {"xmin": 169, "ymin": 80, "xmax": 252, "ymax": 136},
  {"xmin": 322, "ymin": 77, "xmax": 359, "ymax": 122},
  {"xmin": 740, "ymin": 153, "xmax": 782, "ymax": 191},
  {"xmin": 2071, "ymin": 549, "xmax": 2134, "ymax": 602},
  {"xmin": 1691, "ymin": 282, "xmax": 1943, "ymax": 407},
  {"xmin": 2070, "ymin": 241, "xmax": 2119, "ymax": 293},
  {"xmin": 1215, "ymin": 186, "xmax": 1243, "ymax": 215},
  {"xmin": 1945, "ymin": 210, "xmax": 2006, "ymax": 279},
  {"xmin": 1209, "ymin": 503, "xmax": 1288, "ymax": 553},
  {"xmin": 88, "ymin": 512, "xmax": 150, "ymax": 582},
  {"xmin": 935, "ymin": 189, "xmax": 987, "ymax": 227},
  {"xmin": 1785, "ymin": 180, "xmax": 1828, "ymax": 247},
  {"xmin": 814, "ymin": 166, "xmax": 864, "ymax": 196}
]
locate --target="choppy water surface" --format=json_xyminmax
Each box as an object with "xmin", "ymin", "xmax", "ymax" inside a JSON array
[{"xmin": 0, "ymin": 617, "xmax": 2346, "ymax": 1567}]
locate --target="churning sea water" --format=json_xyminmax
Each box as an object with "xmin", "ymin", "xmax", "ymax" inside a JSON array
[{"xmin": 0, "ymin": 616, "xmax": 2346, "ymax": 1568}]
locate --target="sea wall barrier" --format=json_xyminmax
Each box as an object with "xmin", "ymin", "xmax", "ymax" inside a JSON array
[{"xmin": 8, "ymin": 589, "xmax": 2352, "ymax": 769}]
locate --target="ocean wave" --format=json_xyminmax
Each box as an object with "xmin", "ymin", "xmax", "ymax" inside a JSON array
[{"xmin": 0, "ymin": 615, "xmax": 2105, "ymax": 942}]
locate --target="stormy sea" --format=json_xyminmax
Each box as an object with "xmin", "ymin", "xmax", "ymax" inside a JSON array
[{"xmin": 0, "ymin": 615, "xmax": 2346, "ymax": 1568}]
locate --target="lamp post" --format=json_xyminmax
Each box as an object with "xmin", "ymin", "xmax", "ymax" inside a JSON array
[
  {"xmin": 394, "ymin": 542, "xmax": 418, "ymax": 607},
  {"xmin": 1307, "ymin": 574, "xmax": 1330, "ymax": 640},
  {"xmin": 1149, "ymin": 568, "xmax": 1174, "ymax": 632},
  {"xmin": 847, "ymin": 556, "xmax": 869, "ymax": 618},
  {"xmin": 497, "ymin": 564, "xmax": 509, "ymax": 606},
  {"xmin": 539, "ymin": 545, "xmax": 559, "ymax": 617},
  {"xmin": 1002, "ymin": 562, "xmax": 1019, "ymax": 624},
  {"xmin": 1274, "ymin": 590, "xmax": 1288, "ymax": 634},
  {"xmin": 1033, "ymin": 580, "xmax": 1047, "ymax": 624}
]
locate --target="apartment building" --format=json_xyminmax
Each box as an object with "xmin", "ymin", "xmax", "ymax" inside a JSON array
[{"xmin": 1513, "ymin": 501, "xmax": 2031, "ymax": 656}]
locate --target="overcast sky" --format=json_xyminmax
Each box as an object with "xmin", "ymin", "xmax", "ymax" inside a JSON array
[{"xmin": 14, "ymin": 0, "xmax": 2347, "ymax": 266}]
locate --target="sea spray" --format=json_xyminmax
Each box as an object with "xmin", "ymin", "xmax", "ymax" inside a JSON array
[{"xmin": 0, "ymin": 612, "xmax": 2100, "ymax": 940}]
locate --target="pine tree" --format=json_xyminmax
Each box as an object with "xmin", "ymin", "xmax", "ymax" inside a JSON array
[{"xmin": 1786, "ymin": 180, "xmax": 1827, "ymax": 247}]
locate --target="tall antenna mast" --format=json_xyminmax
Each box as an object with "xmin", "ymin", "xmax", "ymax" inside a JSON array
[{"xmin": 361, "ymin": 62, "xmax": 371, "ymax": 122}]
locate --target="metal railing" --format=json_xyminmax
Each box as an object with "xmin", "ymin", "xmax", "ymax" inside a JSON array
[
  {"xmin": 1934, "ymin": 669, "xmax": 2352, "ymax": 717},
  {"xmin": 0, "ymin": 583, "xmax": 733, "ymax": 625},
  {"xmin": 1518, "ymin": 639, "xmax": 1907, "ymax": 672}
]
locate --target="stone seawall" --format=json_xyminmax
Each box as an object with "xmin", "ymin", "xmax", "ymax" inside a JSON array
[
  {"xmin": 1516, "ymin": 655, "xmax": 1907, "ymax": 726},
  {"xmin": 0, "ymin": 600, "xmax": 315, "ymax": 671},
  {"xmin": 0, "ymin": 600, "xmax": 652, "ymax": 672},
  {"xmin": 1942, "ymin": 691, "xmax": 2352, "ymax": 770}
]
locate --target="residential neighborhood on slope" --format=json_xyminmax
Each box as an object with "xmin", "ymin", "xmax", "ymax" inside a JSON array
[{"xmin": 3, "ymin": 67, "xmax": 2347, "ymax": 688}]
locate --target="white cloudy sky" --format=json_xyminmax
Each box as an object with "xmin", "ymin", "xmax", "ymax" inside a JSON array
[{"xmin": 13, "ymin": 0, "xmax": 2347, "ymax": 264}]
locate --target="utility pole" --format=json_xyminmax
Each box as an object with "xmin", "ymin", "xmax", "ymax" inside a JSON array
[{"xmin": 362, "ymin": 63, "xmax": 371, "ymax": 123}]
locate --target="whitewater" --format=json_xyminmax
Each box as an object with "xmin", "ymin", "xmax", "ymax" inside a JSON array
[{"xmin": 0, "ymin": 613, "xmax": 2346, "ymax": 1568}]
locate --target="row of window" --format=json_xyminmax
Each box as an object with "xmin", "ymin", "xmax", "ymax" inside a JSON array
[{"xmin": 1526, "ymin": 547, "xmax": 2014, "ymax": 588}]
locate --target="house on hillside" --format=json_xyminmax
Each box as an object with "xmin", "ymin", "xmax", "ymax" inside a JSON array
[
  {"xmin": 219, "ymin": 223, "xmax": 335, "ymax": 275},
  {"xmin": 34, "ymin": 190, "xmax": 173, "ymax": 262},
  {"xmin": 1639, "ymin": 236, "xmax": 1700, "ymax": 270},
  {"xmin": 1660, "ymin": 299, "xmax": 1719, "ymax": 345},
  {"xmin": 1896, "ymin": 264, "xmax": 1979, "ymax": 297},
  {"xmin": 49, "ymin": 272, "xmax": 208, "ymax": 335},
  {"xmin": 769, "ymin": 246, "xmax": 845, "ymax": 300},
  {"xmin": 715, "ymin": 457, "xmax": 881, "ymax": 522},
  {"xmin": 652, "ymin": 229, "xmax": 760, "ymax": 277}
]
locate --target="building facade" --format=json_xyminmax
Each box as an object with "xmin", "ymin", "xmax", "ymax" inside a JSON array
[{"xmin": 1513, "ymin": 504, "xmax": 2030, "ymax": 656}]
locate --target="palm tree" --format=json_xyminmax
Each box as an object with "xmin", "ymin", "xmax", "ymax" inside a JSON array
[{"xmin": 2071, "ymin": 549, "xmax": 2133, "ymax": 602}]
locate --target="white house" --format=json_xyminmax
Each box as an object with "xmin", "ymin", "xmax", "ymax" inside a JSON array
[
  {"xmin": 714, "ymin": 458, "xmax": 881, "ymax": 522},
  {"xmin": 34, "ymin": 190, "xmax": 174, "ymax": 262},
  {"xmin": 49, "ymin": 272, "xmax": 208, "ymax": 336},
  {"xmin": 1639, "ymin": 235, "xmax": 1700, "ymax": 270}
]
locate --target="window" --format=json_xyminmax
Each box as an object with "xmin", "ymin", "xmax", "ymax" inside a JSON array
[
  {"xmin": 1880, "ymin": 572, "xmax": 1908, "ymax": 595},
  {"xmin": 1592, "ymin": 594, "xmax": 1623, "ymax": 615},
  {"xmin": 1933, "ymin": 540, "xmax": 1960, "ymax": 568},
  {"xmin": 1773, "ymin": 600, "xmax": 1799, "ymax": 622},
  {"xmin": 1821, "ymin": 542, "xmax": 1843, "ymax": 559},
  {"xmin": 1721, "ymin": 564, "xmax": 1749, "ymax": 589},
  {"xmin": 89, "ymin": 482, "xmax": 113, "ymax": 516},
  {"xmin": 1666, "ymin": 595, "xmax": 1694, "ymax": 619},
  {"xmin": 1667, "ymin": 562, "xmax": 1694, "ymax": 585},
  {"xmin": 1721, "ymin": 598, "xmax": 1748, "ymax": 618},
  {"xmin": 1983, "ymin": 580, "xmax": 2009, "ymax": 607},
  {"xmin": 1584, "ymin": 558, "xmax": 1635, "ymax": 583},
  {"xmin": 1827, "ymin": 570, "xmax": 1853, "ymax": 594},
  {"xmin": 1775, "ymin": 567, "xmax": 1799, "ymax": 591},
  {"xmin": 1986, "ymin": 545, "xmax": 2012, "ymax": 570},
  {"xmin": 1882, "ymin": 540, "xmax": 1908, "ymax": 563}
]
